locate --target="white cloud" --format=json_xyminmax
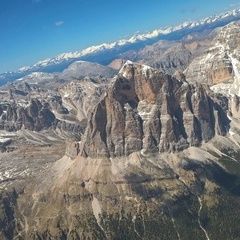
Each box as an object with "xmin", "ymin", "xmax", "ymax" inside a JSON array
[
  {"xmin": 55, "ymin": 21, "xmax": 64, "ymax": 27},
  {"xmin": 230, "ymin": 3, "xmax": 240, "ymax": 8}
]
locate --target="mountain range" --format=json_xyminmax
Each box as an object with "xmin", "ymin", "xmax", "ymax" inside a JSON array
[
  {"xmin": 1, "ymin": 7, "xmax": 240, "ymax": 240},
  {"xmin": 1, "ymin": 8, "xmax": 240, "ymax": 86}
]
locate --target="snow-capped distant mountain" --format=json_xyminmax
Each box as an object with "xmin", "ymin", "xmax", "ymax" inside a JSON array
[
  {"xmin": 30, "ymin": 8, "xmax": 240, "ymax": 68},
  {"xmin": 1, "ymin": 8, "xmax": 240, "ymax": 85}
]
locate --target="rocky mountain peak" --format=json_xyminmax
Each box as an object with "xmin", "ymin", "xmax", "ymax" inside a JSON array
[
  {"xmin": 118, "ymin": 61, "xmax": 164, "ymax": 103},
  {"xmin": 80, "ymin": 63, "xmax": 229, "ymax": 158}
]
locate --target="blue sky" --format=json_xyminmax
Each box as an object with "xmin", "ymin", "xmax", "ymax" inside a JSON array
[{"xmin": 0, "ymin": 0, "xmax": 240, "ymax": 73}]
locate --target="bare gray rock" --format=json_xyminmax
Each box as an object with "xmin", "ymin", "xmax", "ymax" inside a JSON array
[{"xmin": 80, "ymin": 62, "xmax": 230, "ymax": 158}]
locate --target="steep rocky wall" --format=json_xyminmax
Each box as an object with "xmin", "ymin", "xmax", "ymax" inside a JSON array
[{"xmin": 80, "ymin": 62, "xmax": 230, "ymax": 158}]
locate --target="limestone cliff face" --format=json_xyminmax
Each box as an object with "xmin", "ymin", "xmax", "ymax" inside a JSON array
[
  {"xmin": 0, "ymin": 99, "xmax": 56, "ymax": 131},
  {"xmin": 58, "ymin": 79, "xmax": 105, "ymax": 123},
  {"xmin": 185, "ymin": 52, "xmax": 233, "ymax": 86},
  {"xmin": 185, "ymin": 23, "xmax": 240, "ymax": 87},
  {"xmin": 0, "ymin": 97, "xmax": 84, "ymax": 136},
  {"xmin": 80, "ymin": 62, "xmax": 229, "ymax": 158}
]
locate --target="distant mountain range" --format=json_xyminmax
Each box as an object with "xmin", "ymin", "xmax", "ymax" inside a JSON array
[{"xmin": 1, "ymin": 8, "xmax": 240, "ymax": 85}]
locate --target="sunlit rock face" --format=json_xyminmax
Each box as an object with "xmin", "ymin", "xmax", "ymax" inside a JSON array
[
  {"xmin": 185, "ymin": 23, "xmax": 240, "ymax": 96},
  {"xmin": 80, "ymin": 62, "xmax": 229, "ymax": 158},
  {"xmin": 0, "ymin": 99, "xmax": 56, "ymax": 131}
]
